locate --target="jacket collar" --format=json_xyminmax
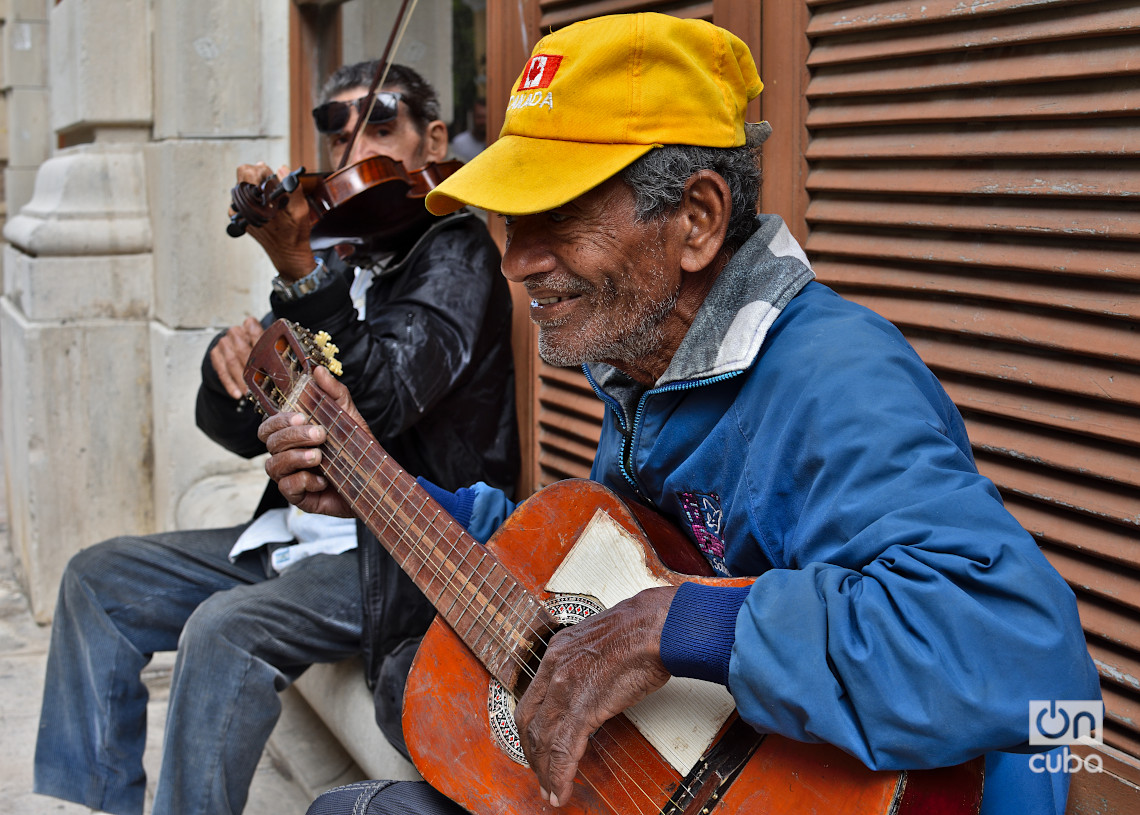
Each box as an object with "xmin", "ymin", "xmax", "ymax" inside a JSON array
[
  {"xmin": 366, "ymin": 210, "xmax": 474, "ymax": 279},
  {"xmin": 586, "ymin": 214, "xmax": 815, "ymax": 397}
]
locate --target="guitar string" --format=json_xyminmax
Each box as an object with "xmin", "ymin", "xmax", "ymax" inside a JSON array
[
  {"xmin": 288, "ymin": 386, "xmax": 702, "ymax": 813},
  {"xmin": 305, "ymin": 395, "xmax": 703, "ymax": 815},
  {"xmin": 268, "ymin": 371, "xmax": 551, "ymax": 657},
  {"xmin": 309, "ymin": 397, "xmax": 573, "ymax": 680},
  {"xmin": 312, "ymin": 404, "xmax": 711, "ymax": 815},
  {"xmin": 306, "ymin": 394, "xmax": 555, "ymax": 659},
  {"xmin": 311, "ymin": 435, "xmax": 672, "ymax": 815},
  {"xmin": 267, "ymin": 380, "xmax": 687, "ymax": 814}
]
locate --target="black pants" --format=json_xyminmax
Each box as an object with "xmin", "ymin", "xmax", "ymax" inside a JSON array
[{"xmin": 307, "ymin": 781, "xmax": 468, "ymax": 815}]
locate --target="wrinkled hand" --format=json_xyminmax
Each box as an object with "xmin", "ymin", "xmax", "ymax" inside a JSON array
[
  {"xmin": 514, "ymin": 585, "xmax": 678, "ymax": 807},
  {"xmin": 233, "ymin": 162, "xmax": 314, "ymax": 280},
  {"xmin": 210, "ymin": 316, "xmax": 264, "ymax": 399},
  {"xmin": 258, "ymin": 366, "xmax": 368, "ymax": 518}
]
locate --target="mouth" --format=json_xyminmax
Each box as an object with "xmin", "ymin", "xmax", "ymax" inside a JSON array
[
  {"xmin": 531, "ymin": 294, "xmax": 575, "ymax": 307},
  {"xmin": 528, "ymin": 293, "xmax": 581, "ymax": 323},
  {"xmin": 525, "ymin": 272, "xmax": 592, "ymax": 324}
]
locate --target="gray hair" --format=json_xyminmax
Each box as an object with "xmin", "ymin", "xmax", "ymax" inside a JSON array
[{"xmin": 620, "ymin": 144, "xmax": 761, "ymax": 251}]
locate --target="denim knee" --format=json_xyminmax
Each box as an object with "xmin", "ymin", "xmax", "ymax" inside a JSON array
[
  {"xmin": 65, "ymin": 535, "xmax": 135, "ymax": 576},
  {"xmin": 57, "ymin": 536, "xmax": 140, "ymax": 608},
  {"xmin": 179, "ymin": 589, "xmax": 256, "ymax": 653}
]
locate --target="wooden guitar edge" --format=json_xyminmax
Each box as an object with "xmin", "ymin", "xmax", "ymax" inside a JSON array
[{"xmin": 896, "ymin": 756, "xmax": 985, "ymax": 815}]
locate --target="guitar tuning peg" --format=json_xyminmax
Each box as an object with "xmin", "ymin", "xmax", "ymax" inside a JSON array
[{"xmin": 312, "ymin": 330, "xmax": 343, "ymax": 376}]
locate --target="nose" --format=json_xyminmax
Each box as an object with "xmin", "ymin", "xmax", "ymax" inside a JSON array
[
  {"xmin": 346, "ymin": 131, "xmax": 373, "ymax": 166},
  {"xmin": 500, "ymin": 217, "xmax": 556, "ymax": 283}
]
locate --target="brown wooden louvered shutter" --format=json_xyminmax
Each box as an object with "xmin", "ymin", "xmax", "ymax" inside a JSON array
[{"xmin": 802, "ymin": 0, "xmax": 1140, "ymax": 794}]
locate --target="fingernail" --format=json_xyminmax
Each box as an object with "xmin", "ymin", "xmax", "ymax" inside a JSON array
[
  {"xmin": 306, "ymin": 450, "xmax": 319, "ymax": 464},
  {"xmin": 308, "ymin": 427, "xmax": 322, "ymax": 440}
]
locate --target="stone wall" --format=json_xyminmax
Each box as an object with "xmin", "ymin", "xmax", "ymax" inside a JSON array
[
  {"xmin": 1, "ymin": 0, "xmax": 285, "ymax": 621},
  {"xmin": 0, "ymin": 0, "xmax": 462, "ymax": 623},
  {"xmin": 2, "ymin": 0, "xmax": 51, "ymax": 232}
]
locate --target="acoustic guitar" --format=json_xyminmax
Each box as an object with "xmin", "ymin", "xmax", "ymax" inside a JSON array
[{"xmin": 245, "ymin": 319, "xmax": 983, "ymax": 815}]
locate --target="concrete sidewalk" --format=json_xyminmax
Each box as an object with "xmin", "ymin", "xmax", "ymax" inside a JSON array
[{"xmin": 0, "ymin": 512, "xmax": 312, "ymax": 814}]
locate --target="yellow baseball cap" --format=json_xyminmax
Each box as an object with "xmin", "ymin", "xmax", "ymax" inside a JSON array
[{"xmin": 425, "ymin": 13, "xmax": 764, "ymax": 216}]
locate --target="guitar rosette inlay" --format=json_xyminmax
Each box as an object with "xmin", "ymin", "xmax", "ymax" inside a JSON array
[{"xmin": 486, "ymin": 593, "xmax": 605, "ymax": 766}]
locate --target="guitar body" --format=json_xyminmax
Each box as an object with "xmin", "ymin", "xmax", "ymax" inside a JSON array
[{"xmin": 403, "ymin": 480, "xmax": 982, "ymax": 815}]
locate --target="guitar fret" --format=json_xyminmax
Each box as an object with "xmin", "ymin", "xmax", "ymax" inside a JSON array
[
  {"xmin": 400, "ymin": 497, "xmax": 435, "ymax": 576},
  {"xmin": 332, "ymin": 430, "xmax": 368, "ymax": 502},
  {"xmin": 436, "ymin": 523, "xmax": 464, "ymax": 609},
  {"xmin": 443, "ymin": 549, "xmax": 486, "ymax": 620},
  {"xmin": 414, "ymin": 512, "xmax": 447, "ymax": 584},
  {"xmin": 433, "ymin": 521, "xmax": 481, "ymax": 627},
  {"xmin": 353, "ymin": 441, "xmax": 380, "ymax": 500},
  {"xmin": 465, "ymin": 565, "xmax": 515, "ymax": 642},
  {"xmin": 504, "ymin": 586, "xmax": 540, "ymax": 652},
  {"xmin": 469, "ymin": 569, "xmax": 510, "ymax": 661},
  {"xmin": 408, "ymin": 510, "xmax": 443, "ymax": 582}
]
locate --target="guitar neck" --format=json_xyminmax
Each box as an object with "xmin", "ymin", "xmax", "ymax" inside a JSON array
[{"xmin": 295, "ymin": 377, "xmax": 552, "ymax": 689}]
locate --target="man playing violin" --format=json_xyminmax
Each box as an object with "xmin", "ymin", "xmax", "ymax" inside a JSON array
[
  {"xmin": 261, "ymin": 15, "xmax": 1100, "ymax": 815},
  {"xmin": 33, "ymin": 61, "xmax": 518, "ymax": 815}
]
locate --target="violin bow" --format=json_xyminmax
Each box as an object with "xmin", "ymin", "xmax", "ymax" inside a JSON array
[{"xmin": 335, "ymin": 0, "xmax": 420, "ymax": 172}]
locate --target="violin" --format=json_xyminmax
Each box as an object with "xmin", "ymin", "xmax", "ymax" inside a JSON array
[
  {"xmin": 226, "ymin": 155, "xmax": 463, "ymax": 254},
  {"xmin": 225, "ymin": 0, "xmax": 457, "ymax": 256}
]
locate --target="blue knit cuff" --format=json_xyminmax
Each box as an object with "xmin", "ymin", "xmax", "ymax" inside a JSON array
[
  {"xmin": 660, "ymin": 582, "xmax": 751, "ymax": 686},
  {"xmin": 416, "ymin": 477, "xmax": 476, "ymax": 531}
]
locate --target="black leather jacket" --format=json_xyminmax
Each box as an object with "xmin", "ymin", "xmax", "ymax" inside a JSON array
[{"xmin": 196, "ymin": 210, "xmax": 519, "ymax": 753}]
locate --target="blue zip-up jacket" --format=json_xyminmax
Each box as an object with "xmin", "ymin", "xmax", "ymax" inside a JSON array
[{"xmin": 441, "ymin": 214, "xmax": 1100, "ymax": 812}]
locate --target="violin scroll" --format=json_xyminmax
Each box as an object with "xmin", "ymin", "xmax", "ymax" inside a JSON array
[{"xmin": 227, "ymin": 167, "xmax": 306, "ymax": 238}]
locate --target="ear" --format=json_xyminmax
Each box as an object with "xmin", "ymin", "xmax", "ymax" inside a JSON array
[
  {"xmin": 421, "ymin": 120, "xmax": 450, "ymax": 163},
  {"xmin": 677, "ymin": 171, "xmax": 731, "ymax": 273}
]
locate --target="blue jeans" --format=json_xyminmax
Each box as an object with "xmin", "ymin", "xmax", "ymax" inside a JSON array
[
  {"xmin": 34, "ymin": 523, "xmax": 363, "ymax": 815},
  {"xmin": 307, "ymin": 780, "xmax": 467, "ymax": 815}
]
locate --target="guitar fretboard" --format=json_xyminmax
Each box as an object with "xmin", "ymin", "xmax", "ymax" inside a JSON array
[{"xmin": 293, "ymin": 376, "xmax": 553, "ymax": 688}]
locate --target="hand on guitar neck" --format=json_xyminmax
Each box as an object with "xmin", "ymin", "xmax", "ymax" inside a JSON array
[
  {"xmin": 259, "ymin": 364, "xmax": 360, "ymax": 518},
  {"xmin": 260, "ymin": 356, "xmax": 678, "ymax": 810}
]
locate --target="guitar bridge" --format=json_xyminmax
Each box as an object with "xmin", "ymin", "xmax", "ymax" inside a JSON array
[{"xmin": 661, "ymin": 718, "xmax": 763, "ymax": 815}]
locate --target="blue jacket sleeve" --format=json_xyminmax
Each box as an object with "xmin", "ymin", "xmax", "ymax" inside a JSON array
[
  {"xmin": 725, "ymin": 338, "xmax": 1099, "ymax": 771},
  {"xmin": 416, "ymin": 478, "xmax": 516, "ymax": 543}
]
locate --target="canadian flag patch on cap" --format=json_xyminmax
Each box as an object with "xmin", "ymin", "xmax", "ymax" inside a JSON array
[{"xmin": 517, "ymin": 54, "xmax": 563, "ymax": 91}]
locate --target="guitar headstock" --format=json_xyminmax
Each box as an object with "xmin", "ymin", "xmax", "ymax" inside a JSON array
[{"xmin": 242, "ymin": 318, "xmax": 342, "ymax": 417}]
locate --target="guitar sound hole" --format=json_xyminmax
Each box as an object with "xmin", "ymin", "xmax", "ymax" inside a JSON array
[{"xmin": 486, "ymin": 593, "xmax": 605, "ymax": 766}]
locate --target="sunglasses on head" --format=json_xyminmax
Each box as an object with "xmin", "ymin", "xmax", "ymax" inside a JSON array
[{"xmin": 312, "ymin": 91, "xmax": 402, "ymax": 134}]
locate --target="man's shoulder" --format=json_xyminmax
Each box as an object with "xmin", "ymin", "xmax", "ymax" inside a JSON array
[
  {"xmin": 774, "ymin": 282, "xmax": 912, "ymax": 358},
  {"xmin": 752, "ymin": 283, "xmax": 946, "ymax": 405},
  {"xmin": 403, "ymin": 210, "xmax": 499, "ymax": 266}
]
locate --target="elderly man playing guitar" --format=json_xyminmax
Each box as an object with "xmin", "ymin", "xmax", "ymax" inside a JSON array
[{"xmin": 259, "ymin": 13, "xmax": 1100, "ymax": 815}]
